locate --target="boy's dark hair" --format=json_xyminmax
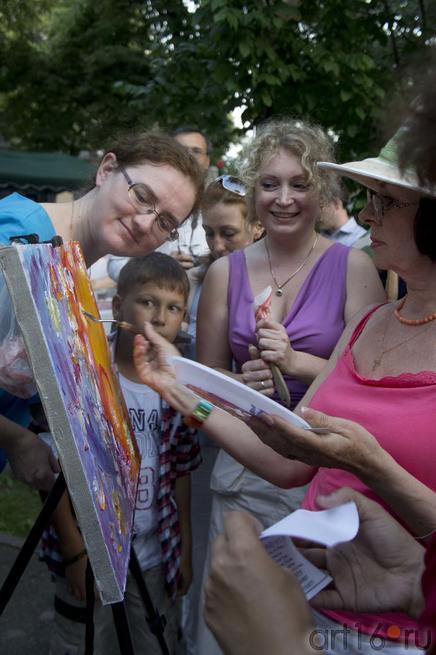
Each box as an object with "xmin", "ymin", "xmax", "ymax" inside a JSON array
[{"xmin": 117, "ymin": 253, "xmax": 190, "ymax": 302}]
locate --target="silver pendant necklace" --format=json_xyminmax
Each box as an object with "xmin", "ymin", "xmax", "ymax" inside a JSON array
[{"xmin": 264, "ymin": 234, "xmax": 318, "ymax": 297}]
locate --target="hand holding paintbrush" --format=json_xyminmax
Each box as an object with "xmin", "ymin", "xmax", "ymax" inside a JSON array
[
  {"xmin": 81, "ymin": 309, "xmax": 192, "ymax": 346},
  {"xmin": 252, "ymin": 286, "xmax": 291, "ymax": 408}
]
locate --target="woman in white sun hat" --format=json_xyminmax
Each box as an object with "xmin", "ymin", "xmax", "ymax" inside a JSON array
[
  {"xmin": 243, "ymin": 131, "xmax": 436, "ymax": 654},
  {"xmin": 133, "ymin": 128, "xmax": 436, "ymax": 654}
]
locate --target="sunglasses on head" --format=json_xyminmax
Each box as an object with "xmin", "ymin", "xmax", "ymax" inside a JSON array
[{"xmin": 215, "ymin": 175, "xmax": 246, "ymax": 196}]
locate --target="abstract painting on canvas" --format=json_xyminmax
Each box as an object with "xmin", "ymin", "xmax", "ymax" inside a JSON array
[{"xmin": 0, "ymin": 241, "xmax": 139, "ymax": 604}]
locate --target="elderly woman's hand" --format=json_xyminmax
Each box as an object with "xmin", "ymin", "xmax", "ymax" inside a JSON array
[
  {"xmin": 248, "ymin": 407, "xmax": 385, "ymax": 477},
  {"xmin": 256, "ymin": 318, "xmax": 298, "ymax": 376},
  {"xmin": 240, "ymin": 344, "xmax": 274, "ymax": 396},
  {"xmin": 133, "ymin": 322, "xmax": 200, "ymax": 417},
  {"xmin": 307, "ymin": 488, "xmax": 425, "ymax": 617}
]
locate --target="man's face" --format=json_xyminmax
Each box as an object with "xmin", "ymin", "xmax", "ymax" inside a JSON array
[{"xmin": 174, "ymin": 132, "xmax": 210, "ymax": 173}]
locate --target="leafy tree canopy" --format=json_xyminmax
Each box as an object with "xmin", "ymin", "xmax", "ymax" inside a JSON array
[{"xmin": 0, "ymin": 0, "xmax": 434, "ymax": 161}]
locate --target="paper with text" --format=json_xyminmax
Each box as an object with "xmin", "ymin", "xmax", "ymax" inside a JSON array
[{"xmin": 260, "ymin": 502, "xmax": 358, "ymax": 600}]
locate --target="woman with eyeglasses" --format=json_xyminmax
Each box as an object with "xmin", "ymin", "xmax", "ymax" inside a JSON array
[
  {"xmin": 193, "ymin": 119, "xmax": 385, "ymax": 654},
  {"xmin": 0, "ymin": 131, "xmax": 203, "ymax": 491}
]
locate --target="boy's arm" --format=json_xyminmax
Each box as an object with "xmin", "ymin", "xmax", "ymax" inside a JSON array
[
  {"xmin": 51, "ymin": 491, "xmax": 87, "ymax": 602},
  {"xmin": 175, "ymin": 474, "xmax": 193, "ymax": 596}
]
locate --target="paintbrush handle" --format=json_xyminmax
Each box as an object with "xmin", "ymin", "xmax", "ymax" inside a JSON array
[
  {"xmin": 83, "ymin": 312, "xmax": 141, "ymax": 335},
  {"xmin": 117, "ymin": 321, "xmax": 143, "ymax": 335},
  {"xmin": 270, "ymin": 363, "xmax": 291, "ymax": 408}
]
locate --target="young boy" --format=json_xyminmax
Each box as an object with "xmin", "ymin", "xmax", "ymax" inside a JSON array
[{"xmin": 41, "ymin": 253, "xmax": 201, "ymax": 655}]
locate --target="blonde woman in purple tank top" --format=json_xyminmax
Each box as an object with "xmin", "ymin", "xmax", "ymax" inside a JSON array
[{"xmin": 194, "ymin": 119, "xmax": 385, "ymax": 655}]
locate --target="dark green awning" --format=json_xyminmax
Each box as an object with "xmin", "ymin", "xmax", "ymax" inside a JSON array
[{"xmin": 0, "ymin": 148, "xmax": 95, "ymax": 192}]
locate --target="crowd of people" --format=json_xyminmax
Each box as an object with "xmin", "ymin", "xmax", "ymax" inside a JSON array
[{"xmin": 0, "ymin": 57, "xmax": 435, "ymax": 655}]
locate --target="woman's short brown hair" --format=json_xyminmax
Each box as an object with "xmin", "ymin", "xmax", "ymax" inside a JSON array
[{"xmin": 100, "ymin": 131, "xmax": 204, "ymax": 216}]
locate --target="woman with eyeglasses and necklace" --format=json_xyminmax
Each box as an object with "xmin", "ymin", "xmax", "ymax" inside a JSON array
[
  {"xmin": 0, "ymin": 131, "xmax": 203, "ymax": 492},
  {"xmin": 193, "ymin": 119, "xmax": 385, "ymax": 654},
  {"xmin": 244, "ymin": 137, "xmax": 436, "ymax": 651}
]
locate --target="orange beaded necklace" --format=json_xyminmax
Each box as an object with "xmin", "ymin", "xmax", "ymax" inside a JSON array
[{"xmin": 394, "ymin": 296, "xmax": 436, "ymax": 326}]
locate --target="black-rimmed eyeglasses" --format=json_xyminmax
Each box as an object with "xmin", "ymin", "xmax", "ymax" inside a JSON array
[{"xmin": 119, "ymin": 166, "xmax": 180, "ymax": 241}]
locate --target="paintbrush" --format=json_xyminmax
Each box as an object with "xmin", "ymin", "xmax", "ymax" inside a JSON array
[
  {"xmin": 81, "ymin": 309, "xmax": 193, "ymax": 345},
  {"xmin": 81, "ymin": 309, "xmax": 142, "ymax": 334}
]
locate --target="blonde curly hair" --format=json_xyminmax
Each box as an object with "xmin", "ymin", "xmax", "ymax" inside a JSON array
[{"xmin": 238, "ymin": 118, "xmax": 339, "ymax": 222}]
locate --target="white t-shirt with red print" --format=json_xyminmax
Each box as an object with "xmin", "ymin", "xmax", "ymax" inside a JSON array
[{"xmin": 118, "ymin": 373, "xmax": 162, "ymax": 571}]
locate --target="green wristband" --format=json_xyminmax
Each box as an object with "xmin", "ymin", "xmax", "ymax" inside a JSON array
[{"xmin": 185, "ymin": 399, "xmax": 214, "ymax": 428}]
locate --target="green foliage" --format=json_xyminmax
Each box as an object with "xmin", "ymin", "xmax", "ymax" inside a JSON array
[
  {"xmin": 0, "ymin": 473, "xmax": 42, "ymax": 538},
  {"xmin": 0, "ymin": 0, "xmax": 153, "ymax": 153},
  {"xmin": 0, "ymin": 0, "xmax": 434, "ymax": 161}
]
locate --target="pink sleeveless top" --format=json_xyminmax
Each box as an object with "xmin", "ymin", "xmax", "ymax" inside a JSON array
[{"xmin": 303, "ymin": 305, "xmax": 436, "ymax": 639}]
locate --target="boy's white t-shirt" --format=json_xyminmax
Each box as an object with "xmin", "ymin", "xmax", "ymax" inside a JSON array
[{"xmin": 118, "ymin": 372, "xmax": 163, "ymax": 571}]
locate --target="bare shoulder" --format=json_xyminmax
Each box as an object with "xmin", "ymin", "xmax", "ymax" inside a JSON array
[
  {"xmin": 345, "ymin": 247, "xmax": 386, "ymax": 319},
  {"xmin": 345, "ymin": 302, "xmax": 384, "ymax": 331},
  {"xmin": 347, "ymin": 246, "xmax": 377, "ymax": 272},
  {"xmin": 326, "ymin": 302, "xmax": 382, "ymax": 366},
  {"xmin": 203, "ymin": 254, "xmax": 230, "ymax": 286}
]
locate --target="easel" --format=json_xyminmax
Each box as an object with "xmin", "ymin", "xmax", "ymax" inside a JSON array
[
  {"xmin": 0, "ymin": 472, "xmax": 170, "ymax": 654},
  {"xmin": 0, "ymin": 236, "xmax": 170, "ymax": 653},
  {"xmin": 0, "ymin": 236, "xmax": 171, "ymax": 652}
]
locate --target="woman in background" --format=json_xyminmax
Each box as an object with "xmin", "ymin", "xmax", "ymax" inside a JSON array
[
  {"xmin": 185, "ymin": 175, "xmax": 263, "ymax": 359},
  {"xmin": 182, "ymin": 175, "xmax": 263, "ymax": 654}
]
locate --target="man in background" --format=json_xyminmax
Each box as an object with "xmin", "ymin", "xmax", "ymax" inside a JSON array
[
  {"xmin": 318, "ymin": 185, "xmax": 368, "ymax": 247},
  {"xmin": 158, "ymin": 127, "xmax": 211, "ymax": 269}
]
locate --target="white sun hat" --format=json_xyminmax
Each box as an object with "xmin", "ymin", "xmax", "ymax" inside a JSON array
[{"xmin": 318, "ymin": 131, "xmax": 435, "ymax": 197}]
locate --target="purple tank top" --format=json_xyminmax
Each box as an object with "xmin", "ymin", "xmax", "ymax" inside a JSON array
[{"xmin": 227, "ymin": 242, "xmax": 350, "ymax": 409}]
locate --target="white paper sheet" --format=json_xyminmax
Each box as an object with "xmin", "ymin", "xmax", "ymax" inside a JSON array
[{"xmin": 260, "ymin": 502, "xmax": 358, "ymax": 600}]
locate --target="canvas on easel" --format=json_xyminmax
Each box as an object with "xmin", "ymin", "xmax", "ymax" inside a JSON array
[{"xmin": 0, "ymin": 241, "xmax": 140, "ymax": 605}]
